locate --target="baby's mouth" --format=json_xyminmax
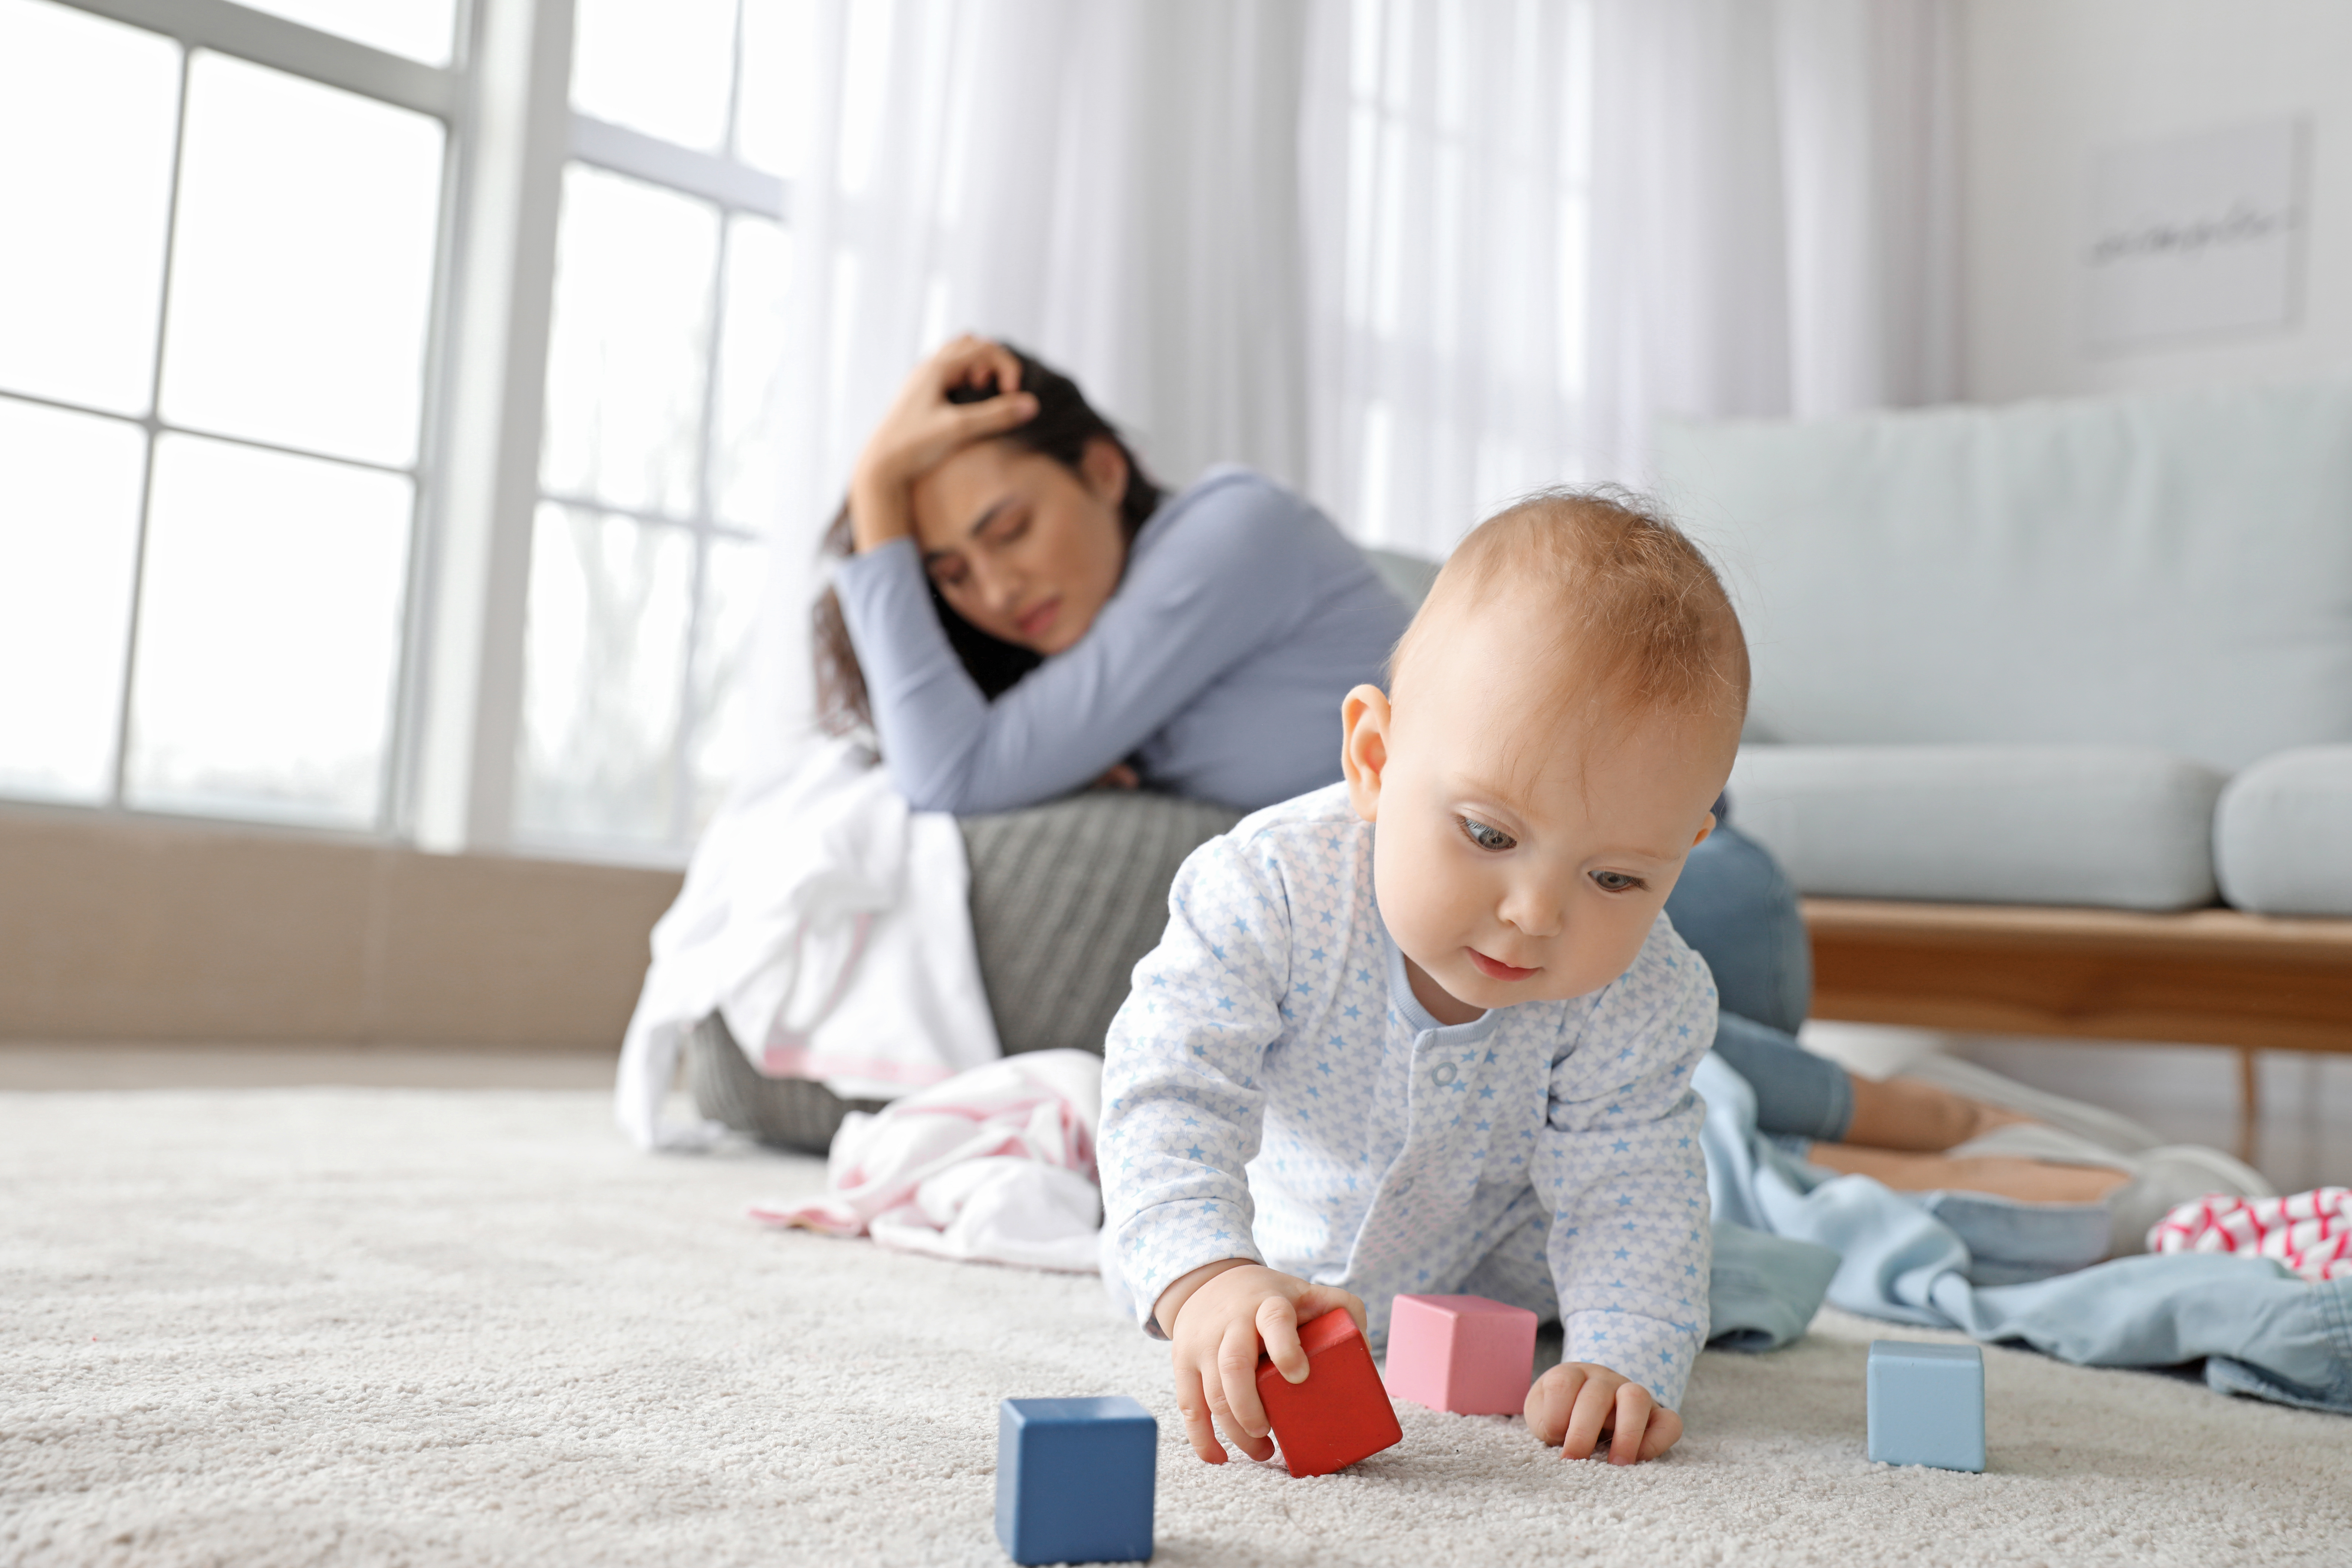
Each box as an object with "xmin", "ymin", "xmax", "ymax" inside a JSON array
[{"xmin": 1466, "ymin": 948, "xmax": 1539, "ymax": 982}]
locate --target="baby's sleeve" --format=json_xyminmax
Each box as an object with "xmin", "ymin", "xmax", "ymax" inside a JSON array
[
  {"xmin": 1530, "ymin": 923, "xmax": 1717, "ymax": 1408},
  {"xmin": 1097, "ymin": 830, "xmax": 1295, "ymax": 1335}
]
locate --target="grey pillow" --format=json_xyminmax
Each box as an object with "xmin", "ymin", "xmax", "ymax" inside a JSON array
[
  {"xmin": 690, "ymin": 789, "xmax": 1243, "ymax": 1152},
  {"xmin": 962, "ymin": 789, "xmax": 1244, "ymax": 1056},
  {"xmin": 1363, "ymin": 546, "xmax": 1440, "ymax": 612}
]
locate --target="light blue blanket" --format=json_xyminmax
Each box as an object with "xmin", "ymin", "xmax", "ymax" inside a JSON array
[{"xmin": 1696, "ymin": 1055, "xmax": 2352, "ymax": 1414}]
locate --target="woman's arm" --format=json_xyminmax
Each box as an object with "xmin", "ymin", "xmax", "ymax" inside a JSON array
[
  {"xmin": 848, "ymin": 336, "xmax": 1038, "ymax": 553},
  {"xmin": 835, "ymin": 474, "xmax": 1325, "ymax": 813}
]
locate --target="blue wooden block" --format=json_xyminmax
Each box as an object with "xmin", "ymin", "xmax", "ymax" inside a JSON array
[
  {"xmin": 1866, "ymin": 1341, "xmax": 1985, "ymax": 1472},
  {"xmin": 996, "ymin": 1397, "xmax": 1156, "ymax": 1564}
]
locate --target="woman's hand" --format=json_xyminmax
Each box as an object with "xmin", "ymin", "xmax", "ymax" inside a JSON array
[
  {"xmin": 1156, "ymin": 1259, "xmax": 1367, "ymax": 1465},
  {"xmin": 1525, "ymin": 1361, "xmax": 1683, "ymax": 1464},
  {"xmin": 847, "ymin": 335, "xmax": 1038, "ymax": 552}
]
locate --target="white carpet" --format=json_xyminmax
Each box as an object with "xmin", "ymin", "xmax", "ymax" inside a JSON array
[{"xmin": 4, "ymin": 1088, "xmax": 2345, "ymax": 1568}]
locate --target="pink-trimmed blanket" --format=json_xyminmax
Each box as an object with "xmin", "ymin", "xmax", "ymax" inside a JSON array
[{"xmin": 750, "ymin": 1049, "xmax": 1104, "ymax": 1273}]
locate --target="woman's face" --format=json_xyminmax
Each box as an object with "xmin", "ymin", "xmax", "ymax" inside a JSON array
[{"xmin": 906, "ymin": 435, "xmax": 1130, "ymax": 655}]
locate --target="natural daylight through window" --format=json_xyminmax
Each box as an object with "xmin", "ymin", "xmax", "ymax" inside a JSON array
[
  {"xmin": 0, "ymin": 0, "xmax": 799, "ymax": 862},
  {"xmin": 0, "ymin": 0, "xmax": 450, "ymax": 828},
  {"xmin": 520, "ymin": 0, "xmax": 805, "ymax": 857}
]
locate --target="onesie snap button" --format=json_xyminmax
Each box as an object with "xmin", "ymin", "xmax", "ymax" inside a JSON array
[{"xmin": 1430, "ymin": 1062, "xmax": 1458, "ymax": 1087}]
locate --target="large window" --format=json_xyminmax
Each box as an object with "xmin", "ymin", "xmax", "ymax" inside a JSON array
[
  {"xmin": 520, "ymin": 0, "xmax": 805, "ymax": 856},
  {"xmin": 0, "ymin": 0, "xmax": 797, "ymax": 861},
  {"xmin": 0, "ymin": 0, "xmax": 451, "ymax": 827}
]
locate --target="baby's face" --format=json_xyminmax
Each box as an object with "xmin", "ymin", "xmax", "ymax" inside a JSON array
[{"xmin": 1343, "ymin": 595, "xmax": 1734, "ymax": 1023}]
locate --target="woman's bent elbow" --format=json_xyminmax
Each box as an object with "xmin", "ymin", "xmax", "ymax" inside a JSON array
[
  {"xmin": 890, "ymin": 764, "xmax": 995, "ymax": 816},
  {"xmin": 885, "ymin": 746, "xmax": 1088, "ymax": 816}
]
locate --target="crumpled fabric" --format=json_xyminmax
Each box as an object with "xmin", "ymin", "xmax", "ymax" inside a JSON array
[
  {"xmin": 614, "ymin": 736, "xmax": 1000, "ymax": 1151},
  {"xmin": 1697, "ymin": 1054, "xmax": 2352, "ymax": 1414},
  {"xmin": 2151, "ymin": 1188, "xmax": 2352, "ymax": 1282},
  {"xmin": 750, "ymin": 1049, "xmax": 1104, "ymax": 1273}
]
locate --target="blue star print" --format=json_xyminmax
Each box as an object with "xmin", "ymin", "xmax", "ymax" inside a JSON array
[{"xmin": 1098, "ymin": 783, "xmax": 1715, "ymax": 1408}]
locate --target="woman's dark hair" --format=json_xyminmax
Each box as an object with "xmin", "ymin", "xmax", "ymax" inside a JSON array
[{"xmin": 812, "ymin": 344, "xmax": 1165, "ymax": 738}]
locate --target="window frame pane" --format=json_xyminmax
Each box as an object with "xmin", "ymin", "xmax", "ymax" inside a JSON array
[
  {"xmin": 517, "ymin": 11, "xmax": 791, "ymax": 864},
  {"xmin": 124, "ymin": 430, "xmax": 416, "ymax": 828},
  {"xmin": 0, "ymin": 0, "xmax": 465, "ymax": 840},
  {"xmin": 158, "ymin": 45, "xmax": 448, "ymax": 470},
  {"xmin": 9, "ymin": 2, "xmax": 798, "ymax": 864},
  {"xmin": 222, "ymin": 0, "xmax": 460, "ymax": 68},
  {"xmin": 0, "ymin": 395, "xmax": 150, "ymax": 801},
  {"xmin": 0, "ymin": 0, "xmax": 183, "ymax": 417}
]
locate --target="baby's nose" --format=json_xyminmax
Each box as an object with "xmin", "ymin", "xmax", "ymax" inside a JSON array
[{"xmin": 1499, "ymin": 888, "xmax": 1562, "ymax": 938}]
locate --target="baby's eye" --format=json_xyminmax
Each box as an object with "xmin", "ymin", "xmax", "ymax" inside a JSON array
[
  {"xmin": 1455, "ymin": 815, "xmax": 1516, "ymax": 852},
  {"xmin": 1590, "ymin": 870, "xmax": 1647, "ymax": 893}
]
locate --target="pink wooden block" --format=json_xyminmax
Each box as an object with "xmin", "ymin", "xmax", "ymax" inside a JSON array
[{"xmin": 1384, "ymin": 1294, "xmax": 1539, "ymax": 1416}]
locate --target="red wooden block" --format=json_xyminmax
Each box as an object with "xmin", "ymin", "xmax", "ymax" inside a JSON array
[{"xmin": 1254, "ymin": 1308, "xmax": 1404, "ymax": 1477}]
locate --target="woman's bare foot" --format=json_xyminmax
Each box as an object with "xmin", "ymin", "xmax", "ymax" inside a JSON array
[
  {"xmin": 1842, "ymin": 1075, "xmax": 2032, "ymax": 1153},
  {"xmin": 1803, "ymin": 1144, "xmax": 2130, "ymax": 1204}
]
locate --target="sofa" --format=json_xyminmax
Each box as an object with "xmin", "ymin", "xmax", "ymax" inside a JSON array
[
  {"xmin": 699, "ymin": 394, "xmax": 2352, "ymax": 1156},
  {"xmin": 1650, "ymin": 377, "xmax": 2352, "ymax": 1059}
]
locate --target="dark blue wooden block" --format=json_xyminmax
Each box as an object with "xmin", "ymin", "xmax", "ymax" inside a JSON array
[{"xmin": 995, "ymin": 1396, "xmax": 1156, "ymax": 1564}]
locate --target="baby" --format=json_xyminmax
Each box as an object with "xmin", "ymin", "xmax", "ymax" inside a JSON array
[{"xmin": 1098, "ymin": 489, "xmax": 1748, "ymax": 1468}]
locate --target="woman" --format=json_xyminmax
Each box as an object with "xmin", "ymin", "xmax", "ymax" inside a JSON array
[
  {"xmin": 706, "ymin": 337, "xmax": 2132, "ymax": 1216},
  {"xmin": 813, "ymin": 336, "xmax": 1405, "ymax": 814}
]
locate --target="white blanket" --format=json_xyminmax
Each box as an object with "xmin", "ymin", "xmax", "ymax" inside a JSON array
[
  {"xmin": 749, "ymin": 1049, "xmax": 1104, "ymax": 1273},
  {"xmin": 614, "ymin": 738, "xmax": 1002, "ymax": 1151}
]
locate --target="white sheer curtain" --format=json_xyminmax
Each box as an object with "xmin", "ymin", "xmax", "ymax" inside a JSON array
[
  {"xmin": 1299, "ymin": 0, "xmax": 1598, "ymax": 554},
  {"xmin": 745, "ymin": 0, "xmax": 1312, "ymax": 775},
  {"xmin": 1581, "ymin": 0, "xmax": 1959, "ymax": 479},
  {"xmin": 740, "ymin": 0, "xmax": 1958, "ymax": 775},
  {"xmin": 1302, "ymin": 0, "xmax": 1958, "ymax": 552}
]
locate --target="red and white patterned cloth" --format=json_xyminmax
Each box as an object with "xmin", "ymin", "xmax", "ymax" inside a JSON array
[{"xmin": 2147, "ymin": 1187, "xmax": 2352, "ymax": 1282}]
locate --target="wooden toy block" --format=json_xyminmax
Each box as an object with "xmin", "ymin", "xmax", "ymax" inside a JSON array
[
  {"xmin": 995, "ymin": 1396, "xmax": 1156, "ymax": 1564},
  {"xmin": 1865, "ymin": 1341, "xmax": 1985, "ymax": 1472},
  {"xmin": 1384, "ymin": 1293, "xmax": 1540, "ymax": 1416},
  {"xmin": 1253, "ymin": 1308, "xmax": 1404, "ymax": 1477}
]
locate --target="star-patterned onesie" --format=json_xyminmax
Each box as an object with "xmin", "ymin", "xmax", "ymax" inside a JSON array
[{"xmin": 1098, "ymin": 783, "xmax": 1715, "ymax": 1408}]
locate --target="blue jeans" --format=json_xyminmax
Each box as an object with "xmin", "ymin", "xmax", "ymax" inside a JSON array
[{"xmin": 1664, "ymin": 815, "xmax": 1855, "ymax": 1143}]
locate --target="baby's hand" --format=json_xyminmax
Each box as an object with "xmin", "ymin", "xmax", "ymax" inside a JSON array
[
  {"xmin": 1157, "ymin": 1261, "xmax": 1366, "ymax": 1465},
  {"xmin": 1525, "ymin": 1361, "xmax": 1683, "ymax": 1464}
]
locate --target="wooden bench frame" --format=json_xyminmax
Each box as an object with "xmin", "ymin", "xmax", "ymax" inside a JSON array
[{"xmin": 1803, "ymin": 898, "xmax": 2352, "ymax": 1154}]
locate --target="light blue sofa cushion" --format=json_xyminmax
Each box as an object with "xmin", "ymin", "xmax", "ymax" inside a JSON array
[
  {"xmin": 2214, "ymin": 745, "xmax": 2352, "ymax": 917},
  {"xmin": 1728, "ymin": 744, "xmax": 2226, "ymax": 910},
  {"xmin": 1659, "ymin": 379, "xmax": 2352, "ymax": 773}
]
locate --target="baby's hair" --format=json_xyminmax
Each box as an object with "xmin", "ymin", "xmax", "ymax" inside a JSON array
[{"xmin": 1392, "ymin": 486, "xmax": 1750, "ymax": 729}]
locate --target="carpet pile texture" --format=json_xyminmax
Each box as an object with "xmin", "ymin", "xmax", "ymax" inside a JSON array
[{"xmin": 4, "ymin": 1088, "xmax": 2345, "ymax": 1566}]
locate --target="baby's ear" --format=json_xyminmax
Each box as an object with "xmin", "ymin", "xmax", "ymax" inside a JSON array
[{"xmin": 1340, "ymin": 685, "xmax": 1391, "ymax": 822}]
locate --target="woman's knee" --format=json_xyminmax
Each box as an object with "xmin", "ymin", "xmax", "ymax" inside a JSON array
[
  {"xmin": 1709, "ymin": 1011, "xmax": 1853, "ymax": 1144},
  {"xmin": 1663, "ymin": 821, "xmax": 1812, "ymax": 1035}
]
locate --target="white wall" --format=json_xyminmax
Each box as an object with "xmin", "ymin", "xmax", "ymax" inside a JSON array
[{"xmin": 1961, "ymin": 0, "xmax": 2352, "ymax": 401}]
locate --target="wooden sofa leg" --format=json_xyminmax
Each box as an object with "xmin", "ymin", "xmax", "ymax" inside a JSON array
[{"xmin": 2236, "ymin": 1048, "xmax": 2260, "ymax": 1166}]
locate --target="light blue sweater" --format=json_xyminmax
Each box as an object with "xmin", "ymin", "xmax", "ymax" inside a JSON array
[{"xmin": 833, "ymin": 468, "xmax": 1409, "ymax": 815}]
